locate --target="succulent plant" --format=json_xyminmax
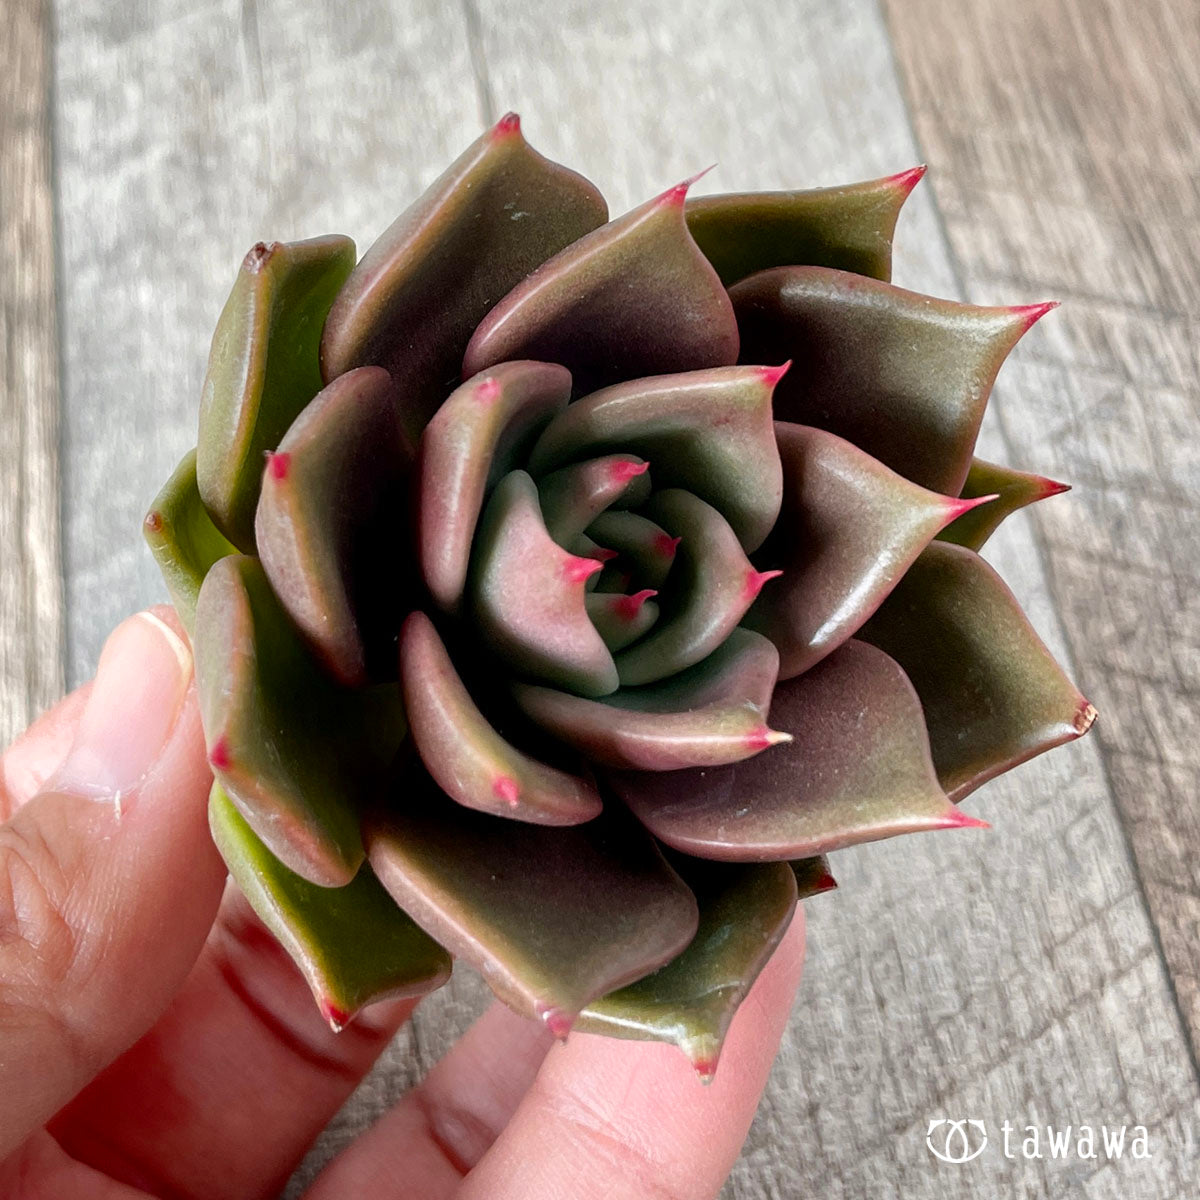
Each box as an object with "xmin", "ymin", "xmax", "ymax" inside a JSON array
[{"xmin": 145, "ymin": 113, "xmax": 1094, "ymax": 1078}]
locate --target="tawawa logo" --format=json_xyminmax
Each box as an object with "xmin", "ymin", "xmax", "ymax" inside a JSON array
[{"xmin": 925, "ymin": 1119, "xmax": 1151, "ymax": 1164}]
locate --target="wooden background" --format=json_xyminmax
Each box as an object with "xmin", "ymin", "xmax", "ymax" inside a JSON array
[{"xmin": 4, "ymin": 0, "xmax": 1198, "ymax": 1194}]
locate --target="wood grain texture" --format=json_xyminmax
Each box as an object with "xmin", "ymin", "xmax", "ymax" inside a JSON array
[
  {"xmin": 46, "ymin": 1, "xmax": 1200, "ymax": 1198},
  {"xmin": 0, "ymin": 0, "xmax": 64, "ymax": 745},
  {"xmin": 884, "ymin": 0, "xmax": 1200, "ymax": 1123}
]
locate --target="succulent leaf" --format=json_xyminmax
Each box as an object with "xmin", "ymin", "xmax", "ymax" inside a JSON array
[
  {"xmin": 143, "ymin": 449, "xmax": 236, "ymax": 633},
  {"xmin": 577, "ymin": 857, "xmax": 798, "ymax": 1078},
  {"xmin": 538, "ymin": 454, "xmax": 651, "ymax": 545},
  {"xmin": 614, "ymin": 489, "xmax": 775, "ymax": 687},
  {"xmin": 513, "ymin": 627, "xmax": 784, "ymax": 771},
  {"xmin": 255, "ymin": 366, "xmax": 411, "ymax": 687},
  {"xmin": 209, "ymin": 782, "xmax": 451, "ymax": 1031},
  {"xmin": 745, "ymin": 421, "xmax": 989, "ymax": 679},
  {"xmin": 368, "ymin": 774, "xmax": 699, "ymax": 1034},
  {"xmin": 731, "ymin": 266, "xmax": 1050, "ymax": 494},
  {"xmin": 321, "ymin": 115, "xmax": 607, "ymax": 440},
  {"xmin": 197, "ymin": 235, "xmax": 357, "ymax": 551},
  {"xmin": 529, "ymin": 365, "xmax": 783, "ymax": 553},
  {"xmin": 463, "ymin": 180, "xmax": 739, "ymax": 396},
  {"xmin": 585, "ymin": 589, "xmax": 660, "ymax": 652},
  {"xmin": 401, "ymin": 611, "xmax": 603, "ymax": 824},
  {"xmin": 612, "ymin": 639, "xmax": 976, "ymax": 859},
  {"xmin": 195, "ymin": 555, "xmax": 403, "ymax": 886},
  {"xmin": 419, "ymin": 361, "xmax": 572, "ymax": 614},
  {"xmin": 586, "ymin": 510, "xmax": 680, "ymax": 590},
  {"xmin": 685, "ymin": 167, "xmax": 924, "ymax": 286},
  {"xmin": 860, "ymin": 541, "xmax": 1095, "ymax": 800},
  {"xmin": 939, "ymin": 457, "xmax": 1070, "ymax": 550}
]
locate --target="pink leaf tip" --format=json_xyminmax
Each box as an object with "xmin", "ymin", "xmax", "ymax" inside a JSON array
[
  {"xmin": 692, "ymin": 1055, "xmax": 719, "ymax": 1083},
  {"xmin": 658, "ymin": 164, "xmax": 716, "ymax": 208},
  {"xmin": 475, "ymin": 376, "xmax": 501, "ymax": 403},
  {"xmin": 886, "ymin": 164, "xmax": 927, "ymax": 197},
  {"xmin": 610, "ymin": 458, "xmax": 650, "ymax": 484},
  {"xmin": 758, "ymin": 360, "xmax": 792, "ymax": 389},
  {"xmin": 591, "ymin": 545, "xmax": 620, "ymax": 563},
  {"xmin": 655, "ymin": 533, "xmax": 682, "ymax": 559},
  {"xmin": 208, "ymin": 735, "xmax": 232, "ymax": 771},
  {"xmin": 946, "ymin": 491, "xmax": 1000, "ymax": 521},
  {"xmin": 318, "ymin": 998, "xmax": 351, "ymax": 1033},
  {"xmin": 744, "ymin": 567, "xmax": 783, "ymax": 601},
  {"xmin": 1037, "ymin": 476, "xmax": 1071, "ymax": 500},
  {"xmin": 747, "ymin": 726, "xmax": 792, "ymax": 751},
  {"xmin": 493, "ymin": 775, "xmax": 520, "ymax": 807},
  {"xmin": 266, "ymin": 451, "xmax": 291, "ymax": 482},
  {"xmin": 614, "ymin": 588, "xmax": 657, "ymax": 620},
  {"xmin": 564, "ymin": 556, "xmax": 604, "ymax": 585},
  {"xmin": 492, "ymin": 111, "xmax": 521, "ymax": 139},
  {"xmin": 537, "ymin": 1004, "xmax": 574, "ymax": 1040},
  {"xmin": 1009, "ymin": 300, "xmax": 1060, "ymax": 331},
  {"xmin": 939, "ymin": 806, "xmax": 991, "ymax": 831}
]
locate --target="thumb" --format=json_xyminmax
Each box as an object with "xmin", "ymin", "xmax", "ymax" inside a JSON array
[{"xmin": 0, "ymin": 608, "xmax": 226, "ymax": 1155}]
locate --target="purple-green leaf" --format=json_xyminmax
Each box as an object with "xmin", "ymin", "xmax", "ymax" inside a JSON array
[
  {"xmin": 462, "ymin": 179, "xmax": 739, "ymax": 397},
  {"xmin": 470, "ymin": 471, "xmax": 618, "ymax": 696},
  {"xmin": 939, "ymin": 457, "xmax": 1070, "ymax": 551},
  {"xmin": 745, "ymin": 422, "xmax": 988, "ymax": 679},
  {"xmin": 400, "ymin": 610, "xmax": 602, "ymax": 825},
  {"xmin": 143, "ymin": 448, "xmax": 236, "ymax": 633},
  {"xmin": 197, "ymin": 235, "xmax": 357, "ymax": 551},
  {"xmin": 576, "ymin": 857, "xmax": 798, "ymax": 1078},
  {"xmin": 860, "ymin": 541, "xmax": 1095, "ymax": 801},
  {"xmin": 321, "ymin": 115, "xmax": 607, "ymax": 441},
  {"xmin": 367, "ymin": 773, "xmax": 699, "ymax": 1035},
  {"xmin": 209, "ymin": 782, "xmax": 450, "ymax": 1032},
  {"xmin": 255, "ymin": 367, "xmax": 411, "ymax": 687},
  {"xmin": 612, "ymin": 639, "xmax": 980, "ymax": 860},
  {"xmin": 418, "ymin": 361, "xmax": 572, "ymax": 614},
  {"xmin": 685, "ymin": 166, "xmax": 925, "ymax": 286},
  {"xmin": 529, "ymin": 365, "xmax": 784, "ymax": 553},
  {"xmin": 731, "ymin": 266, "xmax": 1053, "ymax": 494}
]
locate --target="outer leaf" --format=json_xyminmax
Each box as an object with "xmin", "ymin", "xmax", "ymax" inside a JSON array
[
  {"xmin": 470, "ymin": 471, "xmax": 618, "ymax": 697},
  {"xmin": 685, "ymin": 166, "xmax": 924, "ymax": 286},
  {"xmin": 195, "ymin": 555, "xmax": 403, "ymax": 886},
  {"xmin": 586, "ymin": 511, "xmax": 679, "ymax": 590},
  {"xmin": 529, "ymin": 365, "xmax": 784, "ymax": 553},
  {"xmin": 321, "ymin": 114, "xmax": 607, "ymax": 440},
  {"xmin": 400, "ymin": 611, "xmax": 602, "ymax": 825},
  {"xmin": 860, "ymin": 541, "xmax": 1095, "ymax": 800},
  {"xmin": 255, "ymin": 367, "xmax": 411, "ymax": 687},
  {"xmin": 731, "ymin": 266, "xmax": 1052, "ymax": 494},
  {"xmin": 513, "ymin": 628, "xmax": 787, "ymax": 770},
  {"xmin": 612, "ymin": 639, "xmax": 978, "ymax": 860},
  {"xmin": 209, "ymin": 783, "xmax": 450, "ymax": 1031},
  {"xmin": 197, "ymin": 235, "xmax": 357, "ymax": 550},
  {"xmin": 368, "ymin": 773, "xmax": 699, "ymax": 1035},
  {"xmin": 614, "ymin": 490, "xmax": 779, "ymax": 687},
  {"xmin": 419, "ymin": 361, "xmax": 572, "ymax": 613},
  {"xmin": 143, "ymin": 449, "xmax": 236, "ymax": 633},
  {"xmin": 463, "ymin": 179, "xmax": 739, "ymax": 396},
  {"xmin": 577, "ymin": 858, "xmax": 798, "ymax": 1078},
  {"xmin": 745, "ymin": 422, "xmax": 988, "ymax": 679},
  {"xmin": 538, "ymin": 455, "xmax": 651, "ymax": 546},
  {"xmin": 939, "ymin": 457, "xmax": 1070, "ymax": 550}
]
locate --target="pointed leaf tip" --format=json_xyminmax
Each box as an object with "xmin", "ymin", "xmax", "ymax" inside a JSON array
[
  {"xmin": 813, "ymin": 869, "xmax": 838, "ymax": 894},
  {"xmin": 539, "ymin": 1004, "xmax": 575, "ymax": 1039},
  {"xmin": 939, "ymin": 807, "xmax": 991, "ymax": 831},
  {"xmin": 886, "ymin": 164, "xmax": 927, "ymax": 196},
  {"xmin": 744, "ymin": 567, "xmax": 783, "ymax": 601},
  {"xmin": 208, "ymin": 735, "xmax": 232, "ymax": 771},
  {"xmin": 657, "ymin": 534, "xmax": 682, "ymax": 558},
  {"xmin": 1076, "ymin": 700, "xmax": 1098, "ymax": 735},
  {"xmin": 318, "ymin": 998, "xmax": 351, "ymax": 1033},
  {"xmin": 659, "ymin": 164, "xmax": 717, "ymax": 207},
  {"xmin": 1011, "ymin": 300, "xmax": 1060, "ymax": 330},
  {"xmin": 947, "ymin": 491, "xmax": 1000, "ymax": 520},
  {"xmin": 493, "ymin": 111, "xmax": 522, "ymax": 138},
  {"xmin": 758, "ymin": 361, "xmax": 792, "ymax": 389},
  {"xmin": 615, "ymin": 589, "xmax": 658, "ymax": 619},
  {"xmin": 265, "ymin": 450, "xmax": 291, "ymax": 481}
]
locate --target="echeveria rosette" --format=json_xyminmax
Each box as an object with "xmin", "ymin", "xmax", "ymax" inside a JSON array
[{"xmin": 144, "ymin": 114, "xmax": 1095, "ymax": 1078}]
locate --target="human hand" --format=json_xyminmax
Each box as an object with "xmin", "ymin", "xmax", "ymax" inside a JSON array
[{"xmin": 0, "ymin": 606, "xmax": 805, "ymax": 1200}]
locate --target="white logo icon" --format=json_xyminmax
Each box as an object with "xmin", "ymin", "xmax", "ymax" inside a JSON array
[{"xmin": 926, "ymin": 1119, "xmax": 988, "ymax": 1163}]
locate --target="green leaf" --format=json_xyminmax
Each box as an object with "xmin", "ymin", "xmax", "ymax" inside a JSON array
[
  {"xmin": 322, "ymin": 114, "xmax": 606, "ymax": 440},
  {"xmin": 143, "ymin": 449, "xmax": 236, "ymax": 633},
  {"xmin": 939, "ymin": 457, "xmax": 1069, "ymax": 550},
  {"xmin": 685, "ymin": 166, "xmax": 924, "ymax": 286},
  {"xmin": 860, "ymin": 541, "xmax": 1095, "ymax": 800},
  {"xmin": 731, "ymin": 266, "xmax": 1053, "ymax": 494},
  {"xmin": 255, "ymin": 367, "xmax": 412, "ymax": 687},
  {"xmin": 197, "ymin": 235, "xmax": 357, "ymax": 550},
  {"xmin": 368, "ymin": 772, "xmax": 699, "ymax": 1035},
  {"xmin": 209, "ymin": 782, "xmax": 450, "ymax": 1031},
  {"xmin": 612, "ymin": 639, "xmax": 977, "ymax": 859},
  {"xmin": 463, "ymin": 177, "xmax": 738, "ymax": 397},
  {"xmin": 577, "ymin": 858, "xmax": 798, "ymax": 1078},
  {"xmin": 745, "ymin": 422, "xmax": 984, "ymax": 679}
]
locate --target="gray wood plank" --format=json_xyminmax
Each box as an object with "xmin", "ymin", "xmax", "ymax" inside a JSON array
[
  {"xmin": 0, "ymin": 0, "xmax": 64, "ymax": 745},
  {"xmin": 884, "ymin": 0, "xmax": 1200, "ymax": 1124}
]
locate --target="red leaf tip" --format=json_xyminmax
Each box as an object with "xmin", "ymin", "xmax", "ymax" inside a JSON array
[
  {"xmin": 591, "ymin": 545, "xmax": 620, "ymax": 563},
  {"xmin": 654, "ymin": 533, "xmax": 682, "ymax": 559},
  {"xmin": 1010, "ymin": 300, "xmax": 1060, "ymax": 331},
  {"xmin": 747, "ymin": 726, "xmax": 792, "ymax": 751},
  {"xmin": 611, "ymin": 458, "xmax": 650, "ymax": 485},
  {"xmin": 614, "ymin": 589, "xmax": 657, "ymax": 620},
  {"xmin": 266, "ymin": 451, "xmax": 291, "ymax": 482},
  {"xmin": 537, "ymin": 1004, "xmax": 574, "ymax": 1040},
  {"xmin": 939, "ymin": 806, "xmax": 991, "ymax": 831},
  {"xmin": 692, "ymin": 1054, "xmax": 719, "ymax": 1082},
  {"xmin": 564, "ymin": 556, "xmax": 604, "ymax": 585},
  {"xmin": 813, "ymin": 869, "xmax": 838, "ymax": 894},
  {"xmin": 493, "ymin": 775, "xmax": 520, "ymax": 807},
  {"xmin": 744, "ymin": 567, "xmax": 783, "ymax": 601},
  {"xmin": 886, "ymin": 164, "xmax": 927, "ymax": 197},
  {"xmin": 1037, "ymin": 476, "xmax": 1071, "ymax": 500},
  {"xmin": 758, "ymin": 360, "xmax": 792, "ymax": 389},
  {"xmin": 475, "ymin": 377, "xmax": 501, "ymax": 403},
  {"xmin": 492, "ymin": 111, "xmax": 521, "ymax": 139},
  {"xmin": 658, "ymin": 164, "xmax": 716, "ymax": 208},
  {"xmin": 208, "ymin": 735, "xmax": 232, "ymax": 771},
  {"xmin": 947, "ymin": 491, "xmax": 1000, "ymax": 520},
  {"xmin": 318, "ymin": 998, "xmax": 351, "ymax": 1033}
]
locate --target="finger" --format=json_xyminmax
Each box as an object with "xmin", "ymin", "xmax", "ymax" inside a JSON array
[
  {"xmin": 0, "ymin": 682, "xmax": 91, "ymax": 819},
  {"xmin": 461, "ymin": 909, "xmax": 806, "ymax": 1200},
  {"xmin": 303, "ymin": 1000, "xmax": 554, "ymax": 1200},
  {"xmin": 52, "ymin": 886, "xmax": 423, "ymax": 1200},
  {"xmin": 0, "ymin": 609, "xmax": 226, "ymax": 1156}
]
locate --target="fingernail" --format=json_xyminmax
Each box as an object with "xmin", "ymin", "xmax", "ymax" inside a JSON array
[{"xmin": 54, "ymin": 611, "xmax": 193, "ymax": 801}]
